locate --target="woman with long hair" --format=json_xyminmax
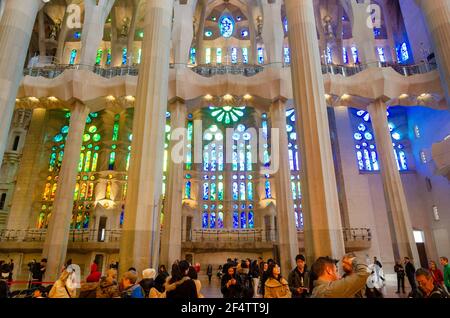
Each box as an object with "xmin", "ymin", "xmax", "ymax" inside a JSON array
[
  {"xmin": 221, "ymin": 266, "xmax": 242, "ymax": 298},
  {"xmin": 264, "ymin": 263, "xmax": 291, "ymax": 298},
  {"xmin": 429, "ymin": 260, "xmax": 444, "ymax": 287}
]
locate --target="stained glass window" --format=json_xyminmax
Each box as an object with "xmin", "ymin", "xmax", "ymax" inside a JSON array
[
  {"xmin": 106, "ymin": 48, "xmax": 112, "ymax": 66},
  {"xmin": 286, "ymin": 109, "xmax": 303, "ymax": 229},
  {"xmin": 231, "ymin": 48, "xmax": 238, "ymax": 64},
  {"xmin": 398, "ymin": 42, "xmax": 410, "ymax": 63},
  {"xmin": 284, "ymin": 47, "xmax": 290, "ymax": 64},
  {"xmin": 258, "ymin": 47, "xmax": 264, "ymax": 64},
  {"xmin": 205, "ymin": 48, "xmax": 211, "ymax": 64},
  {"xmin": 351, "ymin": 46, "xmax": 359, "ymax": 64},
  {"xmin": 377, "ymin": 47, "xmax": 386, "ymax": 63},
  {"xmin": 242, "ymin": 48, "xmax": 248, "ymax": 64},
  {"xmin": 190, "ymin": 48, "xmax": 196, "ymax": 65},
  {"xmin": 69, "ymin": 49, "xmax": 77, "ymax": 65},
  {"xmin": 96, "ymin": 49, "xmax": 103, "ymax": 66},
  {"xmin": 326, "ymin": 47, "xmax": 332, "ymax": 64},
  {"xmin": 350, "ymin": 108, "xmax": 409, "ymax": 172},
  {"xmin": 210, "ymin": 106, "xmax": 245, "ymax": 124},
  {"xmin": 343, "ymin": 47, "xmax": 349, "ymax": 64},
  {"xmin": 122, "ymin": 48, "xmax": 128, "ymax": 65},
  {"xmin": 216, "ymin": 48, "xmax": 222, "ymax": 64},
  {"xmin": 219, "ymin": 15, "xmax": 234, "ymax": 38}
]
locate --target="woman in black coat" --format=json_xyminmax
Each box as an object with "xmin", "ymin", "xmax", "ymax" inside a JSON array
[
  {"xmin": 165, "ymin": 261, "xmax": 198, "ymax": 299},
  {"xmin": 221, "ymin": 266, "xmax": 242, "ymax": 298}
]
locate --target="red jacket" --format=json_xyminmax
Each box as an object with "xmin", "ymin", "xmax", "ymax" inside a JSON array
[
  {"xmin": 430, "ymin": 268, "xmax": 444, "ymax": 286},
  {"xmin": 86, "ymin": 263, "xmax": 101, "ymax": 283}
]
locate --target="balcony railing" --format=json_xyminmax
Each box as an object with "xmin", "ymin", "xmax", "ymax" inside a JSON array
[
  {"xmin": 22, "ymin": 60, "xmax": 437, "ymax": 80},
  {"xmin": 0, "ymin": 229, "xmax": 122, "ymax": 243},
  {"xmin": 318, "ymin": 61, "xmax": 438, "ymax": 77},
  {"xmin": 191, "ymin": 63, "xmax": 264, "ymax": 77}
]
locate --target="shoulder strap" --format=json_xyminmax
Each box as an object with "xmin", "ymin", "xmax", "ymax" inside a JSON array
[{"xmin": 64, "ymin": 284, "xmax": 72, "ymax": 298}]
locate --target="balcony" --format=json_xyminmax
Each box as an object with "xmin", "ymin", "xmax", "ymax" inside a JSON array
[
  {"xmin": 190, "ymin": 63, "xmax": 264, "ymax": 77},
  {"xmin": 0, "ymin": 227, "xmax": 371, "ymax": 253},
  {"xmin": 22, "ymin": 60, "xmax": 437, "ymax": 80}
]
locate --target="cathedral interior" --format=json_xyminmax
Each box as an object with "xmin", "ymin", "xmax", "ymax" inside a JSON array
[{"xmin": 0, "ymin": 0, "xmax": 449, "ymax": 284}]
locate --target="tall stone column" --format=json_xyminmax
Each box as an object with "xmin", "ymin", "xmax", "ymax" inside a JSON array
[
  {"xmin": 285, "ymin": 0, "xmax": 345, "ymax": 262},
  {"xmin": 261, "ymin": 0, "xmax": 284, "ymax": 66},
  {"xmin": 195, "ymin": 0, "xmax": 207, "ymax": 65},
  {"xmin": 119, "ymin": 0, "xmax": 174, "ymax": 275},
  {"xmin": 270, "ymin": 99, "xmax": 299, "ymax": 273},
  {"xmin": 172, "ymin": 0, "xmax": 196, "ymax": 68},
  {"xmin": 42, "ymin": 102, "xmax": 89, "ymax": 281},
  {"xmin": 78, "ymin": 0, "xmax": 115, "ymax": 68},
  {"xmin": 419, "ymin": 0, "xmax": 450, "ymax": 106},
  {"xmin": 0, "ymin": 0, "xmax": 42, "ymax": 165},
  {"xmin": 368, "ymin": 100, "xmax": 420, "ymax": 264},
  {"xmin": 7, "ymin": 108, "xmax": 48, "ymax": 230},
  {"xmin": 160, "ymin": 100, "xmax": 187, "ymax": 268}
]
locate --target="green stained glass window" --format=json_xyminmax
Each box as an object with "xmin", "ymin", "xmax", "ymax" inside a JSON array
[
  {"xmin": 92, "ymin": 134, "xmax": 101, "ymax": 142},
  {"xmin": 54, "ymin": 134, "xmax": 63, "ymax": 143},
  {"xmin": 83, "ymin": 134, "xmax": 91, "ymax": 142},
  {"xmin": 84, "ymin": 151, "xmax": 92, "ymax": 172},
  {"xmin": 61, "ymin": 126, "xmax": 69, "ymax": 134},
  {"xmin": 91, "ymin": 153, "xmax": 98, "ymax": 172},
  {"xmin": 109, "ymin": 152, "xmax": 116, "ymax": 170},
  {"xmin": 209, "ymin": 106, "xmax": 246, "ymax": 124},
  {"xmin": 78, "ymin": 153, "xmax": 84, "ymax": 172},
  {"xmin": 88, "ymin": 126, "xmax": 97, "ymax": 133},
  {"xmin": 96, "ymin": 49, "xmax": 103, "ymax": 65}
]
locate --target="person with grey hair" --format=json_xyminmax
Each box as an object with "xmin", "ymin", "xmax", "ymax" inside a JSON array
[
  {"xmin": 414, "ymin": 268, "xmax": 449, "ymax": 298},
  {"xmin": 139, "ymin": 268, "xmax": 157, "ymax": 298}
]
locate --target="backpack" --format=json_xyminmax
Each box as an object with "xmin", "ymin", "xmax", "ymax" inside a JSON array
[{"xmin": 430, "ymin": 286, "xmax": 449, "ymax": 298}]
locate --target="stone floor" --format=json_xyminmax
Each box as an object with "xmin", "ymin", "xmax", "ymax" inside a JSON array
[{"xmin": 199, "ymin": 274, "xmax": 413, "ymax": 299}]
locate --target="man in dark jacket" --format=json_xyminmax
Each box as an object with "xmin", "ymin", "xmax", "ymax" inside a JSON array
[
  {"xmin": 288, "ymin": 254, "xmax": 310, "ymax": 298},
  {"xmin": 238, "ymin": 261, "xmax": 253, "ymax": 298},
  {"xmin": 404, "ymin": 257, "xmax": 417, "ymax": 291},
  {"xmin": 207, "ymin": 264, "xmax": 213, "ymax": 284},
  {"xmin": 0, "ymin": 264, "xmax": 10, "ymax": 298},
  {"xmin": 394, "ymin": 260, "xmax": 406, "ymax": 293}
]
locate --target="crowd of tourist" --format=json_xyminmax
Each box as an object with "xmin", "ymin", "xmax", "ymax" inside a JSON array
[{"xmin": 0, "ymin": 254, "xmax": 449, "ymax": 299}]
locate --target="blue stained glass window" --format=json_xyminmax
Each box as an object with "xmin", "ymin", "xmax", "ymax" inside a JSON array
[
  {"xmin": 240, "ymin": 212, "xmax": 247, "ymax": 229},
  {"xmin": 239, "ymin": 182, "xmax": 246, "ymax": 201},
  {"xmin": 190, "ymin": 48, "xmax": 196, "ymax": 65},
  {"xmin": 231, "ymin": 48, "xmax": 238, "ymax": 64},
  {"xmin": 210, "ymin": 183, "xmax": 216, "ymax": 200},
  {"xmin": 233, "ymin": 182, "xmax": 238, "ymax": 200},
  {"xmin": 185, "ymin": 181, "xmax": 191, "ymax": 199},
  {"xmin": 377, "ymin": 47, "xmax": 386, "ymax": 62},
  {"xmin": 265, "ymin": 180, "xmax": 271, "ymax": 199},
  {"xmin": 247, "ymin": 182, "xmax": 253, "ymax": 201},
  {"xmin": 233, "ymin": 212, "xmax": 239, "ymax": 229},
  {"xmin": 248, "ymin": 211, "xmax": 254, "ymax": 229},
  {"xmin": 106, "ymin": 48, "xmax": 112, "ymax": 66},
  {"xmin": 351, "ymin": 46, "xmax": 359, "ymax": 63},
  {"xmin": 203, "ymin": 182, "xmax": 209, "ymax": 200},
  {"xmin": 218, "ymin": 212, "xmax": 224, "ymax": 229},
  {"xmin": 202, "ymin": 212, "xmax": 209, "ymax": 228},
  {"xmin": 242, "ymin": 48, "xmax": 249, "ymax": 64},
  {"xmin": 326, "ymin": 47, "xmax": 332, "ymax": 64},
  {"xmin": 398, "ymin": 42, "xmax": 410, "ymax": 63},
  {"xmin": 120, "ymin": 209, "xmax": 124, "ymax": 226},
  {"xmin": 350, "ymin": 108, "xmax": 409, "ymax": 172},
  {"xmin": 283, "ymin": 17, "xmax": 289, "ymax": 33},
  {"xmin": 210, "ymin": 212, "xmax": 216, "ymax": 229},
  {"xmin": 258, "ymin": 48, "xmax": 264, "ymax": 64},
  {"xmin": 343, "ymin": 47, "xmax": 349, "ymax": 64},
  {"xmin": 219, "ymin": 16, "xmax": 234, "ymax": 38},
  {"xmin": 284, "ymin": 47, "xmax": 290, "ymax": 64},
  {"xmin": 122, "ymin": 48, "xmax": 127, "ymax": 65}
]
